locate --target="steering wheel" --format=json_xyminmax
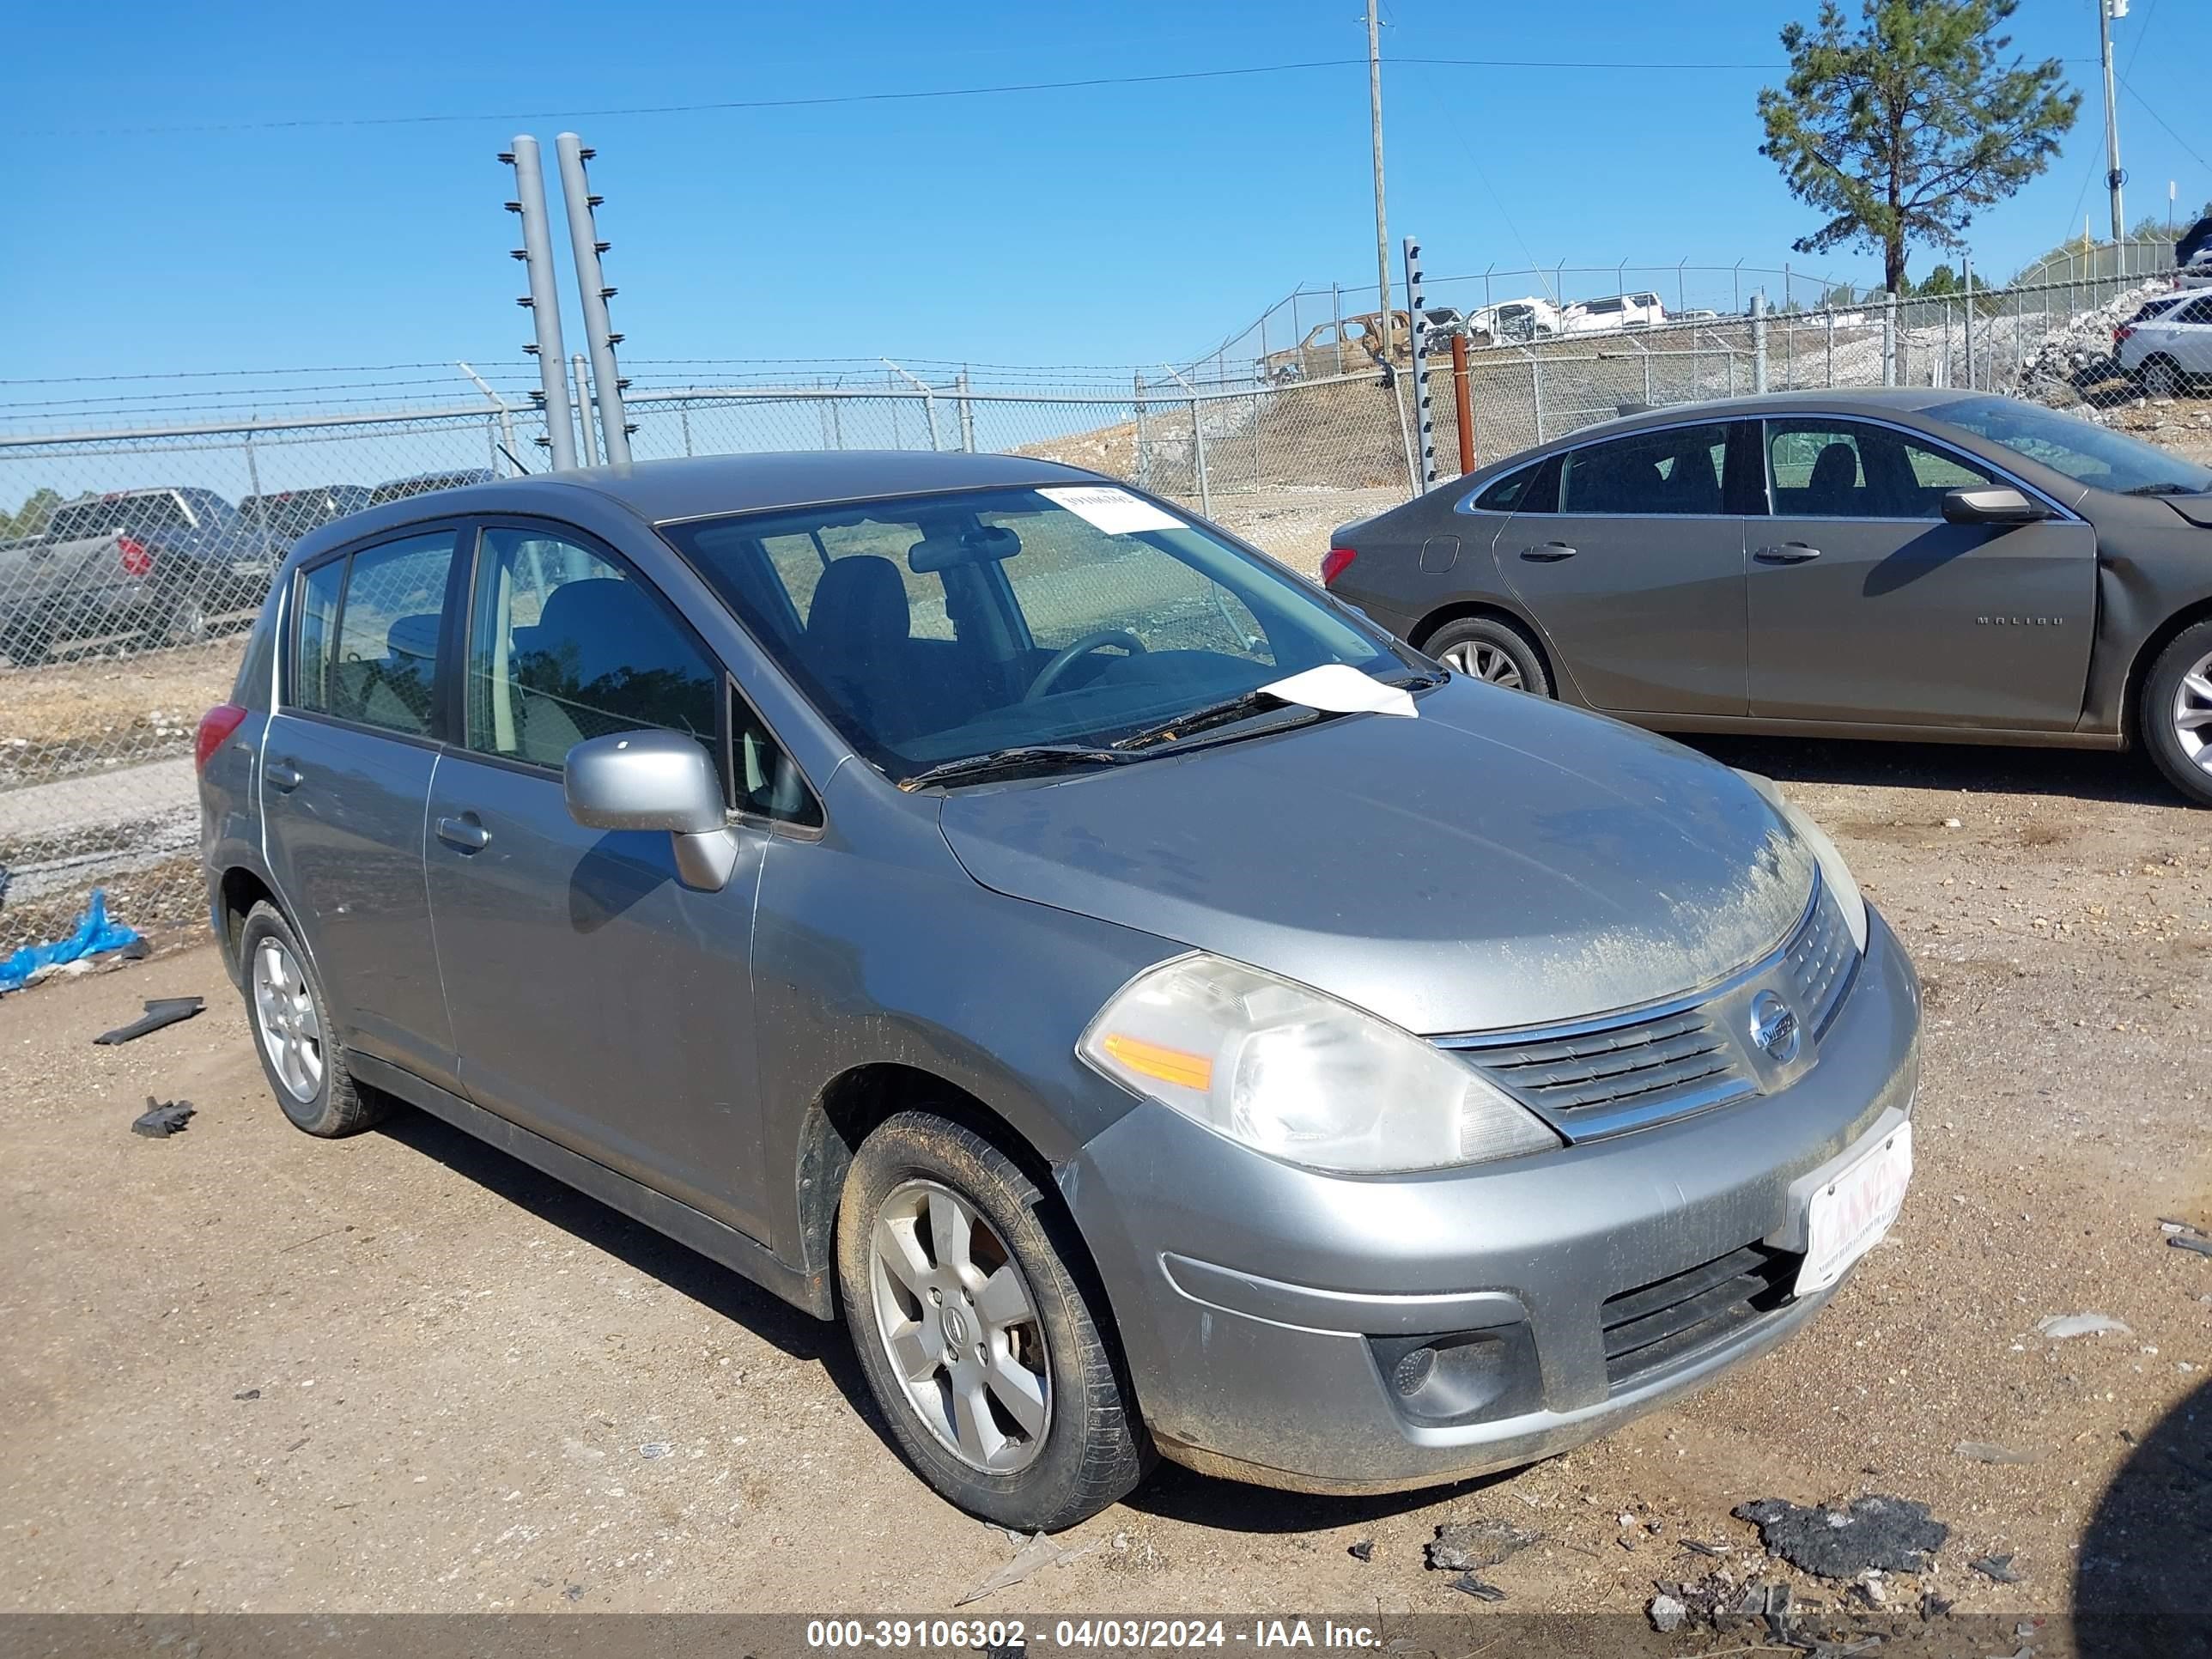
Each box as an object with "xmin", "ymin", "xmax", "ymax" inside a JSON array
[{"xmin": 1024, "ymin": 629, "xmax": 1147, "ymax": 702}]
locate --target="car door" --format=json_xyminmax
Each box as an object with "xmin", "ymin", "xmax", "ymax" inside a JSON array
[
  {"xmin": 258, "ymin": 526, "xmax": 465, "ymax": 1091},
  {"xmin": 1495, "ymin": 420, "xmax": 1753, "ymax": 715},
  {"xmin": 422, "ymin": 520, "xmax": 774, "ymax": 1237},
  {"xmin": 1747, "ymin": 416, "xmax": 2096, "ymax": 729},
  {"xmin": 2167, "ymin": 295, "xmax": 2212, "ymax": 373}
]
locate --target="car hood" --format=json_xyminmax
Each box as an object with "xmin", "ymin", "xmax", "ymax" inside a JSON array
[
  {"xmin": 935, "ymin": 680, "xmax": 1815, "ymax": 1035},
  {"xmin": 2160, "ymin": 495, "xmax": 2212, "ymax": 530}
]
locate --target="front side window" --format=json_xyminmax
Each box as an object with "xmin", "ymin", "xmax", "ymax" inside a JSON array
[
  {"xmin": 1768, "ymin": 420, "xmax": 1997, "ymax": 519},
  {"xmin": 290, "ymin": 531, "xmax": 456, "ymax": 736},
  {"xmin": 1560, "ymin": 424, "xmax": 1732, "ymax": 515},
  {"xmin": 732, "ymin": 686, "xmax": 821, "ymax": 828},
  {"xmin": 465, "ymin": 527, "xmax": 719, "ymax": 771},
  {"xmin": 663, "ymin": 485, "xmax": 1406, "ymax": 780}
]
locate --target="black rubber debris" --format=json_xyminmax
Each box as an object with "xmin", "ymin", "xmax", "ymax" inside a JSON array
[
  {"xmin": 1447, "ymin": 1572, "xmax": 1506, "ymax": 1601},
  {"xmin": 96, "ymin": 996, "xmax": 204, "ymax": 1046},
  {"xmin": 1346, "ymin": 1540, "xmax": 1373, "ymax": 1562},
  {"xmin": 130, "ymin": 1097, "xmax": 196, "ymax": 1138},
  {"xmin": 1679, "ymin": 1539, "xmax": 1729, "ymax": 1558},
  {"xmin": 1425, "ymin": 1519, "xmax": 1538, "ymax": 1572},
  {"xmin": 1922, "ymin": 1592, "xmax": 1955, "ymax": 1620},
  {"xmin": 234, "ymin": 1389, "xmax": 260, "ymax": 1401},
  {"xmin": 2171, "ymin": 1234, "xmax": 2212, "ymax": 1259},
  {"xmin": 1732, "ymin": 1494, "xmax": 1949, "ymax": 1577},
  {"xmin": 1970, "ymin": 1553, "xmax": 2024, "ymax": 1583}
]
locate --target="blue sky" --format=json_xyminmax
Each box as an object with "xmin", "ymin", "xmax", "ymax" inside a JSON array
[{"xmin": 6, "ymin": 0, "xmax": 2207, "ymax": 388}]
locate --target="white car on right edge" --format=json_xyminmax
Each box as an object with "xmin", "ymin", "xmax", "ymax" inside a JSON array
[{"xmin": 2116, "ymin": 290, "xmax": 2212, "ymax": 397}]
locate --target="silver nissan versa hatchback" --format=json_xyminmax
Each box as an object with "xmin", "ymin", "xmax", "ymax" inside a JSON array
[{"xmin": 198, "ymin": 451, "xmax": 1919, "ymax": 1530}]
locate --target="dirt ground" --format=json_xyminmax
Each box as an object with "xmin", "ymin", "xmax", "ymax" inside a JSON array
[{"xmin": 2, "ymin": 738, "xmax": 2207, "ymax": 1640}]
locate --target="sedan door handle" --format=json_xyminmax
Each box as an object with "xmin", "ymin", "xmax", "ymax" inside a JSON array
[
  {"xmin": 436, "ymin": 814, "xmax": 491, "ymax": 853},
  {"xmin": 1518, "ymin": 542, "xmax": 1577, "ymax": 562},
  {"xmin": 1753, "ymin": 542, "xmax": 1823, "ymax": 564},
  {"xmin": 264, "ymin": 759, "xmax": 303, "ymax": 793}
]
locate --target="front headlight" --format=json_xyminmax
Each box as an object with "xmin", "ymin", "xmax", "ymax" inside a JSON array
[
  {"xmin": 1078, "ymin": 954, "xmax": 1562, "ymax": 1174},
  {"xmin": 1735, "ymin": 770, "xmax": 1869, "ymax": 953}
]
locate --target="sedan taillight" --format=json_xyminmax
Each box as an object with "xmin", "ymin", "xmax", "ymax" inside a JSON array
[
  {"xmin": 1321, "ymin": 546, "xmax": 1358, "ymax": 587},
  {"xmin": 118, "ymin": 535, "xmax": 153, "ymax": 578}
]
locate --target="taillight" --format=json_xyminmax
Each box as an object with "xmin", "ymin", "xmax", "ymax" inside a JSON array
[
  {"xmin": 2114, "ymin": 325, "xmax": 2135, "ymax": 344},
  {"xmin": 118, "ymin": 535, "xmax": 153, "ymax": 578},
  {"xmin": 1321, "ymin": 546, "xmax": 1358, "ymax": 587},
  {"xmin": 195, "ymin": 703, "xmax": 247, "ymax": 771}
]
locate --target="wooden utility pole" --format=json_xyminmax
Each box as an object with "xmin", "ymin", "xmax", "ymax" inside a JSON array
[{"xmin": 1367, "ymin": 0, "xmax": 1393, "ymax": 361}]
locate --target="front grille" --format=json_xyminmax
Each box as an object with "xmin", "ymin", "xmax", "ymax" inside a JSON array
[
  {"xmin": 1601, "ymin": 1243, "xmax": 1799, "ymax": 1389},
  {"xmin": 1455, "ymin": 1006, "xmax": 1753, "ymax": 1119},
  {"xmin": 1783, "ymin": 886, "xmax": 1858, "ymax": 1039}
]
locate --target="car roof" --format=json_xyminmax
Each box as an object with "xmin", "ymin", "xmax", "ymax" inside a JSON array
[
  {"xmin": 1519, "ymin": 386, "xmax": 1997, "ymax": 448},
  {"xmin": 316, "ymin": 450, "xmax": 1108, "ymax": 544}
]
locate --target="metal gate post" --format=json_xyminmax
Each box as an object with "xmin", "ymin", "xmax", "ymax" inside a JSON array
[
  {"xmin": 572, "ymin": 355, "xmax": 599, "ymax": 465},
  {"xmin": 1962, "ymin": 259, "xmax": 1976, "ymax": 391},
  {"xmin": 1752, "ymin": 291, "xmax": 1768, "ymax": 394},
  {"xmin": 957, "ymin": 369, "xmax": 976, "ymax": 453},
  {"xmin": 553, "ymin": 133, "xmax": 631, "ymax": 465},
  {"xmin": 501, "ymin": 136, "xmax": 576, "ymax": 469},
  {"xmin": 1133, "ymin": 371, "xmax": 1150, "ymax": 488},
  {"xmin": 1882, "ymin": 290, "xmax": 1898, "ymax": 386}
]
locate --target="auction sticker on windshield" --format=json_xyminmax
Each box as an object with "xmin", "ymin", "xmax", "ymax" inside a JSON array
[
  {"xmin": 1795, "ymin": 1121, "xmax": 1912, "ymax": 1298},
  {"xmin": 1039, "ymin": 485, "xmax": 1185, "ymax": 535}
]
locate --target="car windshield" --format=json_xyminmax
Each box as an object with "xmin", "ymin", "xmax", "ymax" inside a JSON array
[
  {"xmin": 662, "ymin": 484, "xmax": 1406, "ymax": 781},
  {"xmin": 1934, "ymin": 397, "xmax": 2212, "ymax": 496}
]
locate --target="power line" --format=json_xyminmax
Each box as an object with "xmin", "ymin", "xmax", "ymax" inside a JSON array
[
  {"xmin": 2115, "ymin": 70, "xmax": 2209, "ymax": 178},
  {"xmin": 15, "ymin": 56, "xmax": 1816, "ymax": 138}
]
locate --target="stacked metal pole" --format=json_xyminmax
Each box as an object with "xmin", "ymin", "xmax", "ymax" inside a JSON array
[
  {"xmin": 501, "ymin": 137, "xmax": 577, "ymax": 470},
  {"xmin": 555, "ymin": 133, "xmax": 633, "ymax": 465},
  {"xmin": 1401, "ymin": 237, "xmax": 1435, "ymax": 490}
]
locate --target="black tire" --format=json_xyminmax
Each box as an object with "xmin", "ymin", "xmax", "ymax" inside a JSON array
[
  {"xmin": 2137, "ymin": 355, "xmax": 2185, "ymax": 400},
  {"xmin": 836, "ymin": 1110, "xmax": 1149, "ymax": 1530},
  {"xmin": 2139, "ymin": 619, "xmax": 2212, "ymax": 807},
  {"xmin": 236, "ymin": 902, "xmax": 387, "ymax": 1137},
  {"xmin": 144, "ymin": 589, "xmax": 210, "ymax": 651},
  {"xmin": 1425, "ymin": 613, "xmax": 1553, "ymax": 697}
]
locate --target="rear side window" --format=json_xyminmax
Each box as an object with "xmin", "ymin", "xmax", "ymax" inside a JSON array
[
  {"xmin": 1472, "ymin": 464, "xmax": 1541, "ymax": 513},
  {"xmin": 1561, "ymin": 424, "xmax": 1732, "ymax": 515},
  {"xmin": 465, "ymin": 526, "xmax": 720, "ymax": 773},
  {"xmin": 290, "ymin": 532, "xmax": 458, "ymax": 737}
]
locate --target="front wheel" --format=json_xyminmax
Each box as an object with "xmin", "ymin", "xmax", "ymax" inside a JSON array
[
  {"xmin": 2140, "ymin": 620, "xmax": 2212, "ymax": 807},
  {"xmin": 836, "ymin": 1111, "xmax": 1148, "ymax": 1530},
  {"xmin": 1426, "ymin": 614, "xmax": 1553, "ymax": 697}
]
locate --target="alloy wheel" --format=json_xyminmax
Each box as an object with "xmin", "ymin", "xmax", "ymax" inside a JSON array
[
  {"xmin": 867, "ymin": 1177, "xmax": 1051, "ymax": 1473},
  {"xmin": 2173, "ymin": 648, "xmax": 2212, "ymax": 777},
  {"xmin": 1442, "ymin": 641, "xmax": 1525, "ymax": 690},
  {"xmin": 252, "ymin": 938, "xmax": 325, "ymax": 1103}
]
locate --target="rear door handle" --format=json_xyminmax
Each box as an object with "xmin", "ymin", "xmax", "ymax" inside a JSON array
[
  {"xmin": 264, "ymin": 759, "xmax": 303, "ymax": 793},
  {"xmin": 436, "ymin": 814, "xmax": 491, "ymax": 853},
  {"xmin": 1753, "ymin": 543, "xmax": 1822, "ymax": 564},
  {"xmin": 1519, "ymin": 542, "xmax": 1577, "ymax": 562}
]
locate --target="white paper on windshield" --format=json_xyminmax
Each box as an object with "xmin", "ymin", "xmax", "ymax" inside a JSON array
[
  {"xmin": 1258, "ymin": 663, "xmax": 1417, "ymax": 719},
  {"xmin": 1038, "ymin": 485, "xmax": 1185, "ymax": 535}
]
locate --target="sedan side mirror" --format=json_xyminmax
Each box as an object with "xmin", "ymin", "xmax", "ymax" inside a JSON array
[
  {"xmin": 564, "ymin": 729, "xmax": 739, "ymax": 892},
  {"xmin": 1942, "ymin": 485, "xmax": 2051, "ymax": 526}
]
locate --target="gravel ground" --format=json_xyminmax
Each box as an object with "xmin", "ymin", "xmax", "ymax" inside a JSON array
[{"xmin": 1, "ymin": 739, "xmax": 2207, "ymax": 1641}]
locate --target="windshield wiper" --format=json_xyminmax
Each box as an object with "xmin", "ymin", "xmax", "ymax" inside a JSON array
[
  {"xmin": 2123, "ymin": 482, "xmax": 2207, "ymax": 496},
  {"xmin": 899, "ymin": 744, "xmax": 1138, "ymax": 791},
  {"xmin": 1111, "ymin": 689, "xmax": 1312, "ymax": 752}
]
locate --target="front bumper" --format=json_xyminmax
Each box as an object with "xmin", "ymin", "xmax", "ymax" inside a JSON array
[{"xmin": 1059, "ymin": 907, "xmax": 1920, "ymax": 1493}]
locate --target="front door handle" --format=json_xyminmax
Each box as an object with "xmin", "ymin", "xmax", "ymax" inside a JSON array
[
  {"xmin": 1753, "ymin": 542, "xmax": 1823, "ymax": 564},
  {"xmin": 436, "ymin": 814, "xmax": 491, "ymax": 853},
  {"xmin": 264, "ymin": 759, "xmax": 303, "ymax": 793},
  {"xmin": 1519, "ymin": 542, "xmax": 1577, "ymax": 562}
]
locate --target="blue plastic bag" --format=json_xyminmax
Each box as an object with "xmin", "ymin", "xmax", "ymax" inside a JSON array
[{"xmin": 0, "ymin": 889, "xmax": 143, "ymax": 994}]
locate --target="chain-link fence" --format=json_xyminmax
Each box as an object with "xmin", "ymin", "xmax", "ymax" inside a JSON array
[{"xmin": 4, "ymin": 255, "xmax": 2209, "ymax": 951}]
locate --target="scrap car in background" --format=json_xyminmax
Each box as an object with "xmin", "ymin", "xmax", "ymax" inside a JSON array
[{"xmin": 1324, "ymin": 388, "xmax": 2212, "ymax": 805}]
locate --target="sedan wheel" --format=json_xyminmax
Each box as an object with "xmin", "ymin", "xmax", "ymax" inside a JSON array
[
  {"xmin": 2172, "ymin": 648, "xmax": 2212, "ymax": 777},
  {"xmin": 868, "ymin": 1176, "xmax": 1051, "ymax": 1474},
  {"xmin": 1441, "ymin": 640, "xmax": 1525, "ymax": 690}
]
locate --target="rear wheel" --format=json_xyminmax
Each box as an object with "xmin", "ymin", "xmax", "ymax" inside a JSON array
[
  {"xmin": 836, "ymin": 1110, "xmax": 1148, "ymax": 1530},
  {"xmin": 238, "ymin": 902, "xmax": 387, "ymax": 1136},
  {"xmin": 2139, "ymin": 620, "xmax": 2212, "ymax": 807},
  {"xmin": 1426, "ymin": 614, "xmax": 1553, "ymax": 696},
  {"xmin": 2138, "ymin": 355, "xmax": 2185, "ymax": 400},
  {"xmin": 145, "ymin": 590, "xmax": 210, "ymax": 651}
]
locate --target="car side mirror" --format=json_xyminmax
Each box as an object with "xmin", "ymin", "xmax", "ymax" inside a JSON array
[
  {"xmin": 564, "ymin": 729, "xmax": 739, "ymax": 891},
  {"xmin": 1942, "ymin": 486, "xmax": 2051, "ymax": 526}
]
